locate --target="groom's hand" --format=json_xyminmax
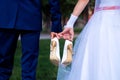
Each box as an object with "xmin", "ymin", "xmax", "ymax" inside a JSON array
[
  {"xmin": 51, "ymin": 32, "xmax": 60, "ymax": 39},
  {"xmin": 58, "ymin": 28, "xmax": 74, "ymax": 41}
]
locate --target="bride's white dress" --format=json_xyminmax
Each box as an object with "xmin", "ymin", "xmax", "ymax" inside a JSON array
[{"xmin": 57, "ymin": 0, "xmax": 120, "ymax": 80}]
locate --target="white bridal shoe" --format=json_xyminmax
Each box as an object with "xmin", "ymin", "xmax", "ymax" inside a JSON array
[
  {"xmin": 50, "ymin": 37, "xmax": 60, "ymax": 66},
  {"xmin": 61, "ymin": 40, "xmax": 73, "ymax": 66}
]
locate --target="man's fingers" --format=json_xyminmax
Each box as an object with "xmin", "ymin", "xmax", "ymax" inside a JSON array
[
  {"xmin": 51, "ymin": 32, "xmax": 57, "ymax": 39},
  {"xmin": 58, "ymin": 33, "xmax": 62, "ymax": 37},
  {"xmin": 51, "ymin": 34, "xmax": 53, "ymax": 38}
]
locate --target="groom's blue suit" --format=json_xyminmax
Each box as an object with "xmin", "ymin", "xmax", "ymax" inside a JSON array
[
  {"xmin": 0, "ymin": 0, "xmax": 62, "ymax": 80},
  {"xmin": 0, "ymin": 0, "xmax": 62, "ymax": 32}
]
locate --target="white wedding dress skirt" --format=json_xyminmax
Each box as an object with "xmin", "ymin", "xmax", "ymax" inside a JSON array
[{"xmin": 57, "ymin": 9, "xmax": 120, "ymax": 80}]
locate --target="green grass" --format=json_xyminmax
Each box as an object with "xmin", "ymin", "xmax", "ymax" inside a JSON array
[
  {"xmin": 10, "ymin": 39, "xmax": 67, "ymax": 80},
  {"xmin": 74, "ymin": 27, "xmax": 83, "ymax": 34}
]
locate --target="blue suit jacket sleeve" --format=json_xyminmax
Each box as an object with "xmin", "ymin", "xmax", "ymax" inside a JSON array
[{"xmin": 49, "ymin": 0, "xmax": 62, "ymax": 32}]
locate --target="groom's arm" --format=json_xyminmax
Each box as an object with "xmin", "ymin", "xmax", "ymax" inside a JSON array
[{"xmin": 49, "ymin": 0, "xmax": 62, "ymax": 33}]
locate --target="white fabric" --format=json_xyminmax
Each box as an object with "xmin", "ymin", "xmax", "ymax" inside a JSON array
[
  {"xmin": 95, "ymin": 0, "xmax": 120, "ymax": 8},
  {"xmin": 57, "ymin": 0, "xmax": 120, "ymax": 80},
  {"xmin": 64, "ymin": 14, "xmax": 78, "ymax": 28}
]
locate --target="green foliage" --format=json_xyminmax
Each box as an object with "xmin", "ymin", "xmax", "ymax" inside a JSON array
[
  {"xmin": 89, "ymin": 0, "xmax": 95, "ymax": 9},
  {"xmin": 66, "ymin": 0, "xmax": 77, "ymax": 4},
  {"xmin": 42, "ymin": 0, "xmax": 48, "ymax": 5},
  {"xmin": 60, "ymin": 0, "xmax": 77, "ymax": 17}
]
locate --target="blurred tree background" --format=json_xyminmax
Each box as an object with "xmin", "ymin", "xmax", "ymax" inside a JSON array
[{"xmin": 42, "ymin": 0, "xmax": 95, "ymax": 33}]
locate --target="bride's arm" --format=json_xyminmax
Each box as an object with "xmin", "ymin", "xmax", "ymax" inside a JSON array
[
  {"xmin": 65, "ymin": 0, "xmax": 89, "ymax": 28},
  {"xmin": 59, "ymin": 0, "xmax": 89, "ymax": 41},
  {"xmin": 72, "ymin": 0, "xmax": 89, "ymax": 16}
]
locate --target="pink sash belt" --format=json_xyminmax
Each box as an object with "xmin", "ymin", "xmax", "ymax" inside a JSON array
[{"xmin": 95, "ymin": 6, "xmax": 120, "ymax": 11}]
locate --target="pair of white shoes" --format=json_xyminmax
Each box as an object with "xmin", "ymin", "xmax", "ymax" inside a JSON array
[{"xmin": 50, "ymin": 37, "xmax": 73, "ymax": 66}]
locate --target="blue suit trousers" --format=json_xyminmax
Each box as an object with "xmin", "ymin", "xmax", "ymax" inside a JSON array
[{"xmin": 0, "ymin": 28, "xmax": 40, "ymax": 80}]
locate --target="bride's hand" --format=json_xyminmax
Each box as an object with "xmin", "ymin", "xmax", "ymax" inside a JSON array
[{"xmin": 58, "ymin": 28, "xmax": 74, "ymax": 41}]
